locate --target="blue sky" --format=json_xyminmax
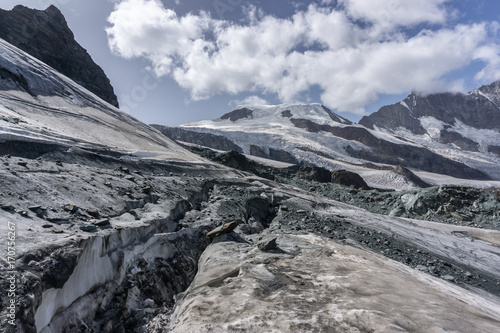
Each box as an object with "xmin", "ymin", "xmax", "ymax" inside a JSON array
[{"xmin": 1, "ymin": 0, "xmax": 500, "ymax": 126}]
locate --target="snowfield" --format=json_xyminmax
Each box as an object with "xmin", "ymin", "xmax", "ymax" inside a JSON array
[
  {"xmin": 0, "ymin": 38, "xmax": 203, "ymax": 163},
  {"xmin": 176, "ymin": 102, "xmax": 500, "ymax": 189}
]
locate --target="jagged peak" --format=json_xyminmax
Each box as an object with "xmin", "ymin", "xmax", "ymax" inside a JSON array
[{"xmin": 0, "ymin": 5, "xmax": 118, "ymax": 106}]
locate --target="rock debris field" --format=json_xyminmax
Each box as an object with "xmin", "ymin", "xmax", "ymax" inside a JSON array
[{"xmin": 1, "ymin": 142, "xmax": 500, "ymax": 332}]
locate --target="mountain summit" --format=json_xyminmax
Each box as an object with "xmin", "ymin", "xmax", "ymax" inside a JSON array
[
  {"xmin": 155, "ymin": 100, "xmax": 499, "ymax": 189},
  {"xmin": 359, "ymin": 82, "xmax": 500, "ymax": 154},
  {"xmin": 217, "ymin": 103, "xmax": 352, "ymax": 125},
  {"xmin": 0, "ymin": 5, "xmax": 119, "ymax": 107}
]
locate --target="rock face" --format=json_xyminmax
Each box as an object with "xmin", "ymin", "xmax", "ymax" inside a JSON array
[
  {"xmin": 220, "ymin": 107, "xmax": 253, "ymax": 121},
  {"xmin": 359, "ymin": 85, "xmax": 500, "ymax": 132},
  {"xmin": 151, "ymin": 125, "xmax": 244, "ymax": 153},
  {"xmin": 359, "ymin": 83, "xmax": 500, "ymax": 152},
  {"xmin": 0, "ymin": 5, "xmax": 119, "ymax": 107},
  {"xmin": 292, "ymin": 118, "xmax": 490, "ymax": 180}
]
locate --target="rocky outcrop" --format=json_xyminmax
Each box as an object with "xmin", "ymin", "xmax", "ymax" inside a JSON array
[
  {"xmin": 290, "ymin": 118, "xmax": 490, "ymax": 180},
  {"xmin": 152, "ymin": 125, "xmax": 244, "ymax": 153},
  {"xmin": 0, "ymin": 5, "xmax": 118, "ymax": 107},
  {"xmin": 321, "ymin": 104, "xmax": 352, "ymax": 124},
  {"xmin": 359, "ymin": 85, "xmax": 500, "ymax": 132},
  {"xmin": 437, "ymin": 130, "xmax": 480, "ymax": 151},
  {"xmin": 359, "ymin": 100, "xmax": 427, "ymax": 134},
  {"xmin": 283, "ymin": 165, "xmax": 334, "ymax": 183},
  {"xmin": 220, "ymin": 107, "xmax": 253, "ymax": 121},
  {"xmin": 331, "ymin": 169, "xmax": 370, "ymax": 189},
  {"xmin": 0, "ymin": 66, "xmax": 31, "ymax": 93},
  {"xmin": 249, "ymin": 145, "xmax": 298, "ymax": 164},
  {"xmin": 393, "ymin": 165, "xmax": 432, "ymax": 188},
  {"xmin": 268, "ymin": 148, "xmax": 298, "ymax": 164},
  {"xmin": 249, "ymin": 145, "xmax": 268, "ymax": 159},
  {"xmin": 489, "ymin": 145, "xmax": 500, "ymax": 156},
  {"xmin": 212, "ymin": 149, "xmax": 254, "ymax": 170}
]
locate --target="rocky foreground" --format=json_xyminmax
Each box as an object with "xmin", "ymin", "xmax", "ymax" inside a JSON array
[{"xmin": 1, "ymin": 141, "xmax": 500, "ymax": 332}]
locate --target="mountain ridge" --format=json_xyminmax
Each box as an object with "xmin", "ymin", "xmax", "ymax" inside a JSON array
[
  {"xmin": 0, "ymin": 5, "xmax": 119, "ymax": 107},
  {"xmin": 155, "ymin": 99, "xmax": 500, "ymax": 189},
  {"xmin": 359, "ymin": 82, "xmax": 500, "ymax": 153}
]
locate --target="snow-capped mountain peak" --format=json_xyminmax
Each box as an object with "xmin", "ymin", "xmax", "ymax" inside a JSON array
[
  {"xmin": 157, "ymin": 99, "xmax": 500, "ymax": 189},
  {"xmin": 211, "ymin": 103, "xmax": 352, "ymax": 127}
]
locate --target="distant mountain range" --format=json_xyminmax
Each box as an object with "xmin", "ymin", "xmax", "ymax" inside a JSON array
[
  {"xmin": 359, "ymin": 83, "xmax": 500, "ymax": 154},
  {"xmin": 153, "ymin": 84, "xmax": 500, "ymax": 190}
]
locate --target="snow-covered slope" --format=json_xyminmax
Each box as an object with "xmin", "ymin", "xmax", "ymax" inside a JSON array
[
  {"xmin": 359, "ymin": 85, "xmax": 500, "ymax": 181},
  {"xmin": 156, "ymin": 103, "xmax": 500, "ymax": 189},
  {"xmin": 0, "ymin": 37, "xmax": 202, "ymax": 163}
]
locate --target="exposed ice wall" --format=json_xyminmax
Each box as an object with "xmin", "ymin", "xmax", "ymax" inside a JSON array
[{"xmin": 34, "ymin": 216, "xmax": 204, "ymax": 332}]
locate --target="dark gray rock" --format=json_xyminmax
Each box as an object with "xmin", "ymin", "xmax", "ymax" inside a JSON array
[
  {"xmin": 438, "ymin": 130, "xmax": 479, "ymax": 152},
  {"xmin": 321, "ymin": 105, "xmax": 353, "ymax": 124},
  {"xmin": 359, "ymin": 84, "xmax": 500, "ymax": 133},
  {"xmin": 331, "ymin": 169, "xmax": 370, "ymax": 190},
  {"xmin": 93, "ymin": 219, "xmax": 111, "ymax": 227},
  {"xmin": 80, "ymin": 224, "xmax": 98, "ymax": 232},
  {"xmin": 0, "ymin": 5, "xmax": 118, "ymax": 107},
  {"xmin": 250, "ymin": 145, "xmax": 269, "ymax": 159},
  {"xmin": 257, "ymin": 237, "xmax": 278, "ymax": 251},
  {"xmin": 152, "ymin": 125, "xmax": 244, "ymax": 153},
  {"xmin": 268, "ymin": 148, "xmax": 298, "ymax": 164},
  {"xmin": 63, "ymin": 204, "xmax": 78, "ymax": 214},
  {"xmin": 489, "ymin": 145, "xmax": 500, "ymax": 156},
  {"xmin": 220, "ymin": 107, "xmax": 253, "ymax": 121},
  {"xmin": 248, "ymin": 145, "xmax": 299, "ymax": 164},
  {"xmin": 86, "ymin": 209, "xmax": 100, "ymax": 218}
]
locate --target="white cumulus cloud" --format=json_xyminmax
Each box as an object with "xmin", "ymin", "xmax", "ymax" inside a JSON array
[
  {"xmin": 106, "ymin": 0, "xmax": 500, "ymax": 115},
  {"xmin": 339, "ymin": 0, "xmax": 451, "ymax": 27},
  {"xmin": 230, "ymin": 95, "xmax": 269, "ymax": 107}
]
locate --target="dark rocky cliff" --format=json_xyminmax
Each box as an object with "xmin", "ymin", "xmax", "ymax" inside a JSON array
[
  {"xmin": 0, "ymin": 5, "xmax": 119, "ymax": 107},
  {"xmin": 151, "ymin": 124, "xmax": 244, "ymax": 153},
  {"xmin": 359, "ymin": 83, "xmax": 500, "ymax": 133}
]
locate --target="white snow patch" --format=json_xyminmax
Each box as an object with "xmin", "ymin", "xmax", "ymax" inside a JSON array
[
  {"xmin": 420, "ymin": 116, "xmax": 445, "ymax": 139},
  {"xmin": 400, "ymin": 100, "xmax": 411, "ymax": 110},
  {"xmin": 390, "ymin": 125, "xmax": 500, "ymax": 181},
  {"xmin": 451, "ymin": 118, "xmax": 500, "ymax": 152},
  {"xmin": 413, "ymin": 170, "xmax": 500, "ymax": 188}
]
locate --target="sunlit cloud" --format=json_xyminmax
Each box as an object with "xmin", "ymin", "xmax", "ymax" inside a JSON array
[
  {"xmin": 106, "ymin": 0, "xmax": 500, "ymax": 115},
  {"xmin": 230, "ymin": 95, "xmax": 269, "ymax": 107}
]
